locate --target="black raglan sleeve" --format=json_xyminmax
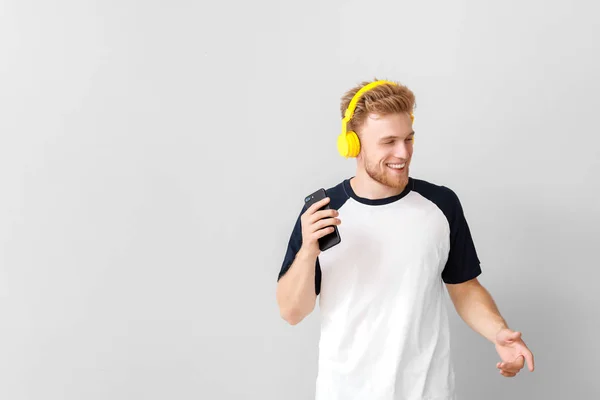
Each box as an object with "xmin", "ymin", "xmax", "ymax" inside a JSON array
[
  {"xmin": 277, "ymin": 204, "xmax": 322, "ymax": 295},
  {"xmin": 441, "ymin": 188, "xmax": 482, "ymax": 284}
]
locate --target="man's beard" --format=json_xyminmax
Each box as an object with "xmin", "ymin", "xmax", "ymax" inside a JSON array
[{"xmin": 364, "ymin": 155, "xmax": 409, "ymax": 189}]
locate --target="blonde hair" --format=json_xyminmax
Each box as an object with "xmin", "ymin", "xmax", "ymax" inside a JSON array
[{"xmin": 340, "ymin": 78, "xmax": 416, "ymax": 133}]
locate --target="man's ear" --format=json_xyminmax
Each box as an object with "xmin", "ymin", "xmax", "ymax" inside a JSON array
[{"xmin": 355, "ymin": 135, "xmax": 363, "ymax": 161}]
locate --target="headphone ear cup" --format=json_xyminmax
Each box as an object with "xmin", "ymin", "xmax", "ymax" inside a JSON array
[
  {"xmin": 337, "ymin": 132, "xmax": 349, "ymax": 157},
  {"xmin": 346, "ymin": 131, "xmax": 360, "ymax": 157},
  {"xmin": 337, "ymin": 131, "xmax": 360, "ymax": 158}
]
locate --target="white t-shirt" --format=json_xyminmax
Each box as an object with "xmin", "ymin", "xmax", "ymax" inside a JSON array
[{"xmin": 278, "ymin": 176, "xmax": 482, "ymax": 400}]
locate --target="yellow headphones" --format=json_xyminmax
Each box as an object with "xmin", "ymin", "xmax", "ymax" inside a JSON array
[{"xmin": 337, "ymin": 80, "xmax": 415, "ymax": 158}]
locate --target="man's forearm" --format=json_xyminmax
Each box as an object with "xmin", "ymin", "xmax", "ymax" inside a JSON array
[
  {"xmin": 276, "ymin": 248, "xmax": 318, "ymax": 325},
  {"xmin": 447, "ymin": 280, "xmax": 508, "ymax": 343}
]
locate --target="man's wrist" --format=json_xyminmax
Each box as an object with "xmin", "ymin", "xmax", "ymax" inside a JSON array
[
  {"xmin": 297, "ymin": 246, "xmax": 319, "ymax": 262},
  {"xmin": 492, "ymin": 321, "xmax": 510, "ymax": 343}
]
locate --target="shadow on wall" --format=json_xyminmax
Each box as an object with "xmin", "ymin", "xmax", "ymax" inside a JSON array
[
  {"xmin": 449, "ymin": 284, "xmax": 599, "ymax": 399},
  {"xmin": 443, "ymin": 175, "xmax": 600, "ymax": 399}
]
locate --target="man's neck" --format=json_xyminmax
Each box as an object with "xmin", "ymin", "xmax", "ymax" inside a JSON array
[{"xmin": 350, "ymin": 169, "xmax": 408, "ymax": 200}]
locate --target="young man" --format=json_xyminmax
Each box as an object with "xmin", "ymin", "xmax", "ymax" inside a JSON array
[{"xmin": 276, "ymin": 79, "xmax": 534, "ymax": 400}]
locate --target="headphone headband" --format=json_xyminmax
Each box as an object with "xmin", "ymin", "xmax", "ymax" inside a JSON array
[
  {"xmin": 343, "ymin": 80, "xmax": 398, "ymax": 121},
  {"xmin": 342, "ymin": 80, "xmax": 413, "ymax": 134},
  {"xmin": 338, "ymin": 79, "xmax": 414, "ymax": 158}
]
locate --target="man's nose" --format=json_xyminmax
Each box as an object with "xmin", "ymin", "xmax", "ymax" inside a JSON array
[{"xmin": 394, "ymin": 141, "xmax": 410, "ymax": 159}]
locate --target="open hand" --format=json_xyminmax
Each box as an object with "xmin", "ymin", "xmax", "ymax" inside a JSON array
[{"xmin": 494, "ymin": 328, "xmax": 535, "ymax": 378}]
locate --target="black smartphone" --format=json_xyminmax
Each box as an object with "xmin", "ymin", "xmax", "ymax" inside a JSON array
[{"xmin": 304, "ymin": 188, "xmax": 341, "ymax": 251}]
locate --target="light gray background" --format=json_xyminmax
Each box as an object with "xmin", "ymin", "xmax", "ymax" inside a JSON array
[{"xmin": 1, "ymin": 0, "xmax": 598, "ymax": 399}]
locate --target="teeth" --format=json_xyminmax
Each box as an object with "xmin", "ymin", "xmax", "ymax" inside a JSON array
[{"xmin": 387, "ymin": 163, "xmax": 406, "ymax": 169}]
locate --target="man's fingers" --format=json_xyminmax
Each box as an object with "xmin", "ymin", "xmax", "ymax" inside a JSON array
[
  {"xmin": 500, "ymin": 370, "xmax": 516, "ymax": 378},
  {"xmin": 497, "ymin": 329, "xmax": 522, "ymax": 345},
  {"xmin": 309, "ymin": 208, "xmax": 338, "ymax": 223},
  {"xmin": 524, "ymin": 349, "xmax": 535, "ymax": 372},
  {"xmin": 314, "ymin": 226, "xmax": 336, "ymax": 239},
  {"xmin": 305, "ymin": 197, "xmax": 330, "ymax": 215},
  {"xmin": 498, "ymin": 355, "xmax": 524, "ymax": 373},
  {"xmin": 302, "ymin": 197, "xmax": 331, "ymax": 219},
  {"xmin": 312, "ymin": 217, "xmax": 340, "ymax": 232},
  {"xmin": 500, "ymin": 366, "xmax": 520, "ymax": 374},
  {"xmin": 508, "ymin": 331, "xmax": 522, "ymax": 341}
]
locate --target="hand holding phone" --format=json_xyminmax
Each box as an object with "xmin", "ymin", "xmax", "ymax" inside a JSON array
[{"xmin": 300, "ymin": 188, "xmax": 342, "ymax": 255}]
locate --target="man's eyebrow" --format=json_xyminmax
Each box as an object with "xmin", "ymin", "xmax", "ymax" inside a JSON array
[{"xmin": 379, "ymin": 131, "xmax": 415, "ymax": 140}]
